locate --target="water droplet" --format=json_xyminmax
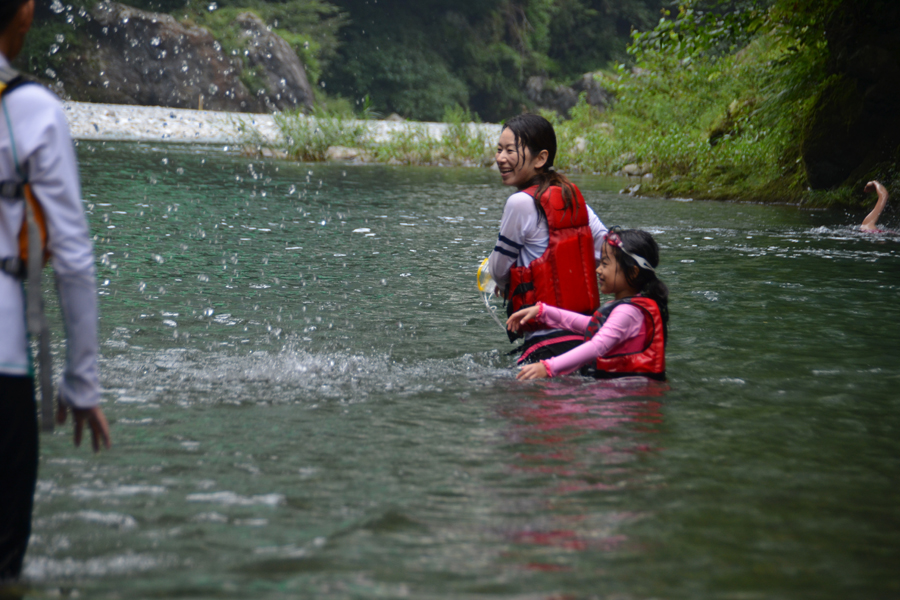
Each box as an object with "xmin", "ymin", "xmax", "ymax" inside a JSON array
[
  {"xmin": 203, "ymin": 307, "xmax": 214, "ymax": 317},
  {"xmin": 198, "ymin": 274, "xmax": 209, "ymax": 282},
  {"xmin": 161, "ymin": 158, "xmax": 168, "ymax": 165},
  {"xmin": 138, "ymin": 281, "xmax": 146, "ymax": 292},
  {"xmin": 150, "ymin": 36, "xmax": 161, "ymax": 46},
  {"xmin": 153, "ymin": 254, "xmax": 164, "ymax": 264},
  {"xmin": 207, "ymin": 2, "xmax": 218, "ymax": 11}
]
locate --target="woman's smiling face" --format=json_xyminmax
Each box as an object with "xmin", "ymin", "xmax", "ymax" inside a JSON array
[{"xmin": 495, "ymin": 128, "xmax": 546, "ymax": 189}]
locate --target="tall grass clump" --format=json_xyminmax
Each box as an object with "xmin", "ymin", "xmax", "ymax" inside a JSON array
[
  {"xmin": 368, "ymin": 124, "xmax": 440, "ymax": 165},
  {"xmin": 274, "ymin": 108, "xmax": 368, "ymax": 161},
  {"xmin": 438, "ymin": 106, "xmax": 495, "ymax": 166},
  {"xmin": 366, "ymin": 105, "xmax": 494, "ymax": 166}
]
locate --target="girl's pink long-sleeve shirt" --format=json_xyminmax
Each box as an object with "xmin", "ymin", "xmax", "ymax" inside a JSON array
[{"xmin": 536, "ymin": 301, "xmax": 648, "ymax": 377}]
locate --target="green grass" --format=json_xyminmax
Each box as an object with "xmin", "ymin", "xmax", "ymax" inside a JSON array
[{"xmin": 239, "ymin": 103, "xmax": 495, "ymax": 167}]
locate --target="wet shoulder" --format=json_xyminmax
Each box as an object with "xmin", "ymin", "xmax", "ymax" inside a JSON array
[
  {"xmin": 504, "ymin": 190, "xmax": 538, "ymax": 213},
  {"xmin": 3, "ymin": 81, "xmax": 64, "ymax": 121}
]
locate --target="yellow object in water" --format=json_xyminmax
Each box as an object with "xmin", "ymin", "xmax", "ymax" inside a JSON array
[{"xmin": 477, "ymin": 257, "xmax": 494, "ymax": 293}]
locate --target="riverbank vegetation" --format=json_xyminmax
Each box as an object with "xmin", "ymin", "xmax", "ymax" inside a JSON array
[
  {"xmin": 21, "ymin": 0, "xmax": 900, "ymax": 205},
  {"xmin": 565, "ymin": 0, "xmax": 900, "ymax": 205},
  {"xmin": 236, "ymin": 0, "xmax": 897, "ymax": 206}
]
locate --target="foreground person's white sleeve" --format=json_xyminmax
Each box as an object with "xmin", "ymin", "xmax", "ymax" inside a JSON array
[{"xmin": 21, "ymin": 86, "xmax": 100, "ymax": 409}]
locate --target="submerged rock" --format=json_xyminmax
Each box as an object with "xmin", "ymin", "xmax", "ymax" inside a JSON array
[
  {"xmin": 326, "ymin": 146, "xmax": 361, "ymax": 161},
  {"xmin": 620, "ymin": 163, "xmax": 651, "ymax": 177}
]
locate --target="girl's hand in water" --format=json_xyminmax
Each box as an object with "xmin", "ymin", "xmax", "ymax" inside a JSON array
[
  {"xmin": 517, "ymin": 362, "xmax": 548, "ymax": 380},
  {"xmin": 506, "ymin": 304, "xmax": 541, "ymax": 332}
]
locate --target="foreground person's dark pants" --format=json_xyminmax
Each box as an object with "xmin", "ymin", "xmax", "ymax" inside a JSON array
[{"xmin": 0, "ymin": 376, "xmax": 38, "ymax": 581}]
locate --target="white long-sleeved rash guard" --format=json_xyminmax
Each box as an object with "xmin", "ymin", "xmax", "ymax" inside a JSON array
[
  {"xmin": 487, "ymin": 189, "xmax": 607, "ymax": 338},
  {"xmin": 0, "ymin": 55, "xmax": 100, "ymax": 408}
]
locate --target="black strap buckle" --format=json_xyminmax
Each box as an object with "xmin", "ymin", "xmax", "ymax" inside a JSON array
[
  {"xmin": 0, "ymin": 256, "xmax": 25, "ymax": 279},
  {"xmin": 0, "ymin": 180, "xmax": 24, "ymax": 199}
]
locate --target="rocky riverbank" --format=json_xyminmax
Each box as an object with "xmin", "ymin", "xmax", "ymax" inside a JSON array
[
  {"xmin": 64, "ymin": 101, "xmax": 502, "ymax": 168},
  {"xmin": 64, "ymin": 101, "xmax": 502, "ymax": 146}
]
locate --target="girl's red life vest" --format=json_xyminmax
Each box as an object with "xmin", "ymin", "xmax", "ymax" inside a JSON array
[
  {"xmin": 507, "ymin": 183, "xmax": 599, "ymax": 333},
  {"xmin": 584, "ymin": 295, "xmax": 666, "ymax": 380}
]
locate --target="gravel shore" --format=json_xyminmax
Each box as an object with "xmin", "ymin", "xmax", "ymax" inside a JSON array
[{"xmin": 63, "ymin": 101, "xmax": 501, "ymax": 145}]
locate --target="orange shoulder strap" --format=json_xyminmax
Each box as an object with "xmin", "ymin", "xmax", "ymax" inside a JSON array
[{"xmin": 18, "ymin": 183, "xmax": 50, "ymax": 265}]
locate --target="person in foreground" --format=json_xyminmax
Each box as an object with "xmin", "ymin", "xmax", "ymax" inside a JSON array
[
  {"xmin": 0, "ymin": 0, "xmax": 111, "ymax": 584},
  {"xmin": 860, "ymin": 180, "xmax": 889, "ymax": 232},
  {"xmin": 507, "ymin": 228, "xmax": 668, "ymax": 381},
  {"xmin": 487, "ymin": 113, "xmax": 607, "ymax": 364}
]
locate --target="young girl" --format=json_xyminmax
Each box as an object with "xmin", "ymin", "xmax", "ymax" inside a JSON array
[
  {"xmin": 487, "ymin": 113, "xmax": 608, "ymax": 363},
  {"xmin": 507, "ymin": 228, "xmax": 669, "ymax": 380}
]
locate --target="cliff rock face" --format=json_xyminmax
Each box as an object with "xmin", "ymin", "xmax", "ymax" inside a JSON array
[
  {"xmin": 60, "ymin": 2, "xmax": 314, "ymax": 113},
  {"xmin": 802, "ymin": 0, "xmax": 900, "ymax": 189}
]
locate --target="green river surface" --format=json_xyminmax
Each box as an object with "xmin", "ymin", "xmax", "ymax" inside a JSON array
[{"xmin": 21, "ymin": 141, "xmax": 900, "ymax": 599}]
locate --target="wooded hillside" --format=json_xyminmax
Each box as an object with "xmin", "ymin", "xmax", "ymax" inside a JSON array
[{"xmin": 17, "ymin": 0, "xmax": 900, "ymax": 203}]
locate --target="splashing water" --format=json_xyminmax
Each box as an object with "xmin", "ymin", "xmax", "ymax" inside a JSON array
[{"xmin": 28, "ymin": 142, "xmax": 900, "ymax": 599}]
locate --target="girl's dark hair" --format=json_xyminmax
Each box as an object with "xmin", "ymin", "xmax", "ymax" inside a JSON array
[
  {"xmin": 607, "ymin": 228, "xmax": 669, "ymax": 339},
  {"xmin": 502, "ymin": 113, "xmax": 576, "ymax": 221}
]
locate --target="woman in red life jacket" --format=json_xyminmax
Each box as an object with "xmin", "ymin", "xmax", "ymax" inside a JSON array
[
  {"xmin": 487, "ymin": 114, "xmax": 608, "ymax": 364},
  {"xmin": 507, "ymin": 228, "xmax": 669, "ymax": 381}
]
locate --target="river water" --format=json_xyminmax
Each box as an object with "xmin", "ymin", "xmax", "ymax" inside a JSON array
[{"xmin": 24, "ymin": 141, "xmax": 900, "ymax": 599}]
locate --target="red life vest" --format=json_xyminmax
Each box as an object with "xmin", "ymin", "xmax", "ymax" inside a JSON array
[
  {"xmin": 585, "ymin": 296, "xmax": 666, "ymax": 380},
  {"xmin": 508, "ymin": 184, "xmax": 599, "ymax": 333}
]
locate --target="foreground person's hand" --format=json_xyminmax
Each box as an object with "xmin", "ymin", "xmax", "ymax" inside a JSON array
[
  {"xmin": 57, "ymin": 399, "xmax": 111, "ymax": 451},
  {"xmin": 517, "ymin": 362, "xmax": 548, "ymax": 380}
]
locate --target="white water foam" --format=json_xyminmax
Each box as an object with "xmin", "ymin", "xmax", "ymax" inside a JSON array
[
  {"xmin": 185, "ymin": 491, "xmax": 285, "ymax": 506},
  {"xmin": 23, "ymin": 552, "xmax": 167, "ymax": 579}
]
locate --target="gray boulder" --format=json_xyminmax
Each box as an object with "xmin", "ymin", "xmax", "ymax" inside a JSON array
[
  {"xmin": 56, "ymin": 2, "xmax": 314, "ymax": 113},
  {"xmin": 233, "ymin": 12, "xmax": 314, "ymax": 112},
  {"xmin": 88, "ymin": 2, "xmax": 261, "ymax": 111},
  {"xmin": 526, "ymin": 76, "xmax": 579, "ymax": 116},
  {"xmin": 571, "ymin": 72, "xmax": 613, "ymax": 111},
  {"xmin": 525, "ymin": 72, "xmax": 613, "ymax": 117}
]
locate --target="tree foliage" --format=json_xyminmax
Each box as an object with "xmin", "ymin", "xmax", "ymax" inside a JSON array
[
  {"xmin": 325, "ymin": 0, "xmax": 665, "ymax": 121},
  {"xmin": 588, "ymin": 0, "xmax": 899, "ymax": 202}
]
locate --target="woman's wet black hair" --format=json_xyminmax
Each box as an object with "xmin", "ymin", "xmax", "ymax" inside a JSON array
[
  {"xmin": 605, "ymin": 228, "xmax": 669, "ymax": 339},
  {"xmin": 502, "ymin": 113, "xmax": 577, "ymax": 220},
  {"xmin": 0, "ymin": 0, "xmax": 29, "ymax": 34}
]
